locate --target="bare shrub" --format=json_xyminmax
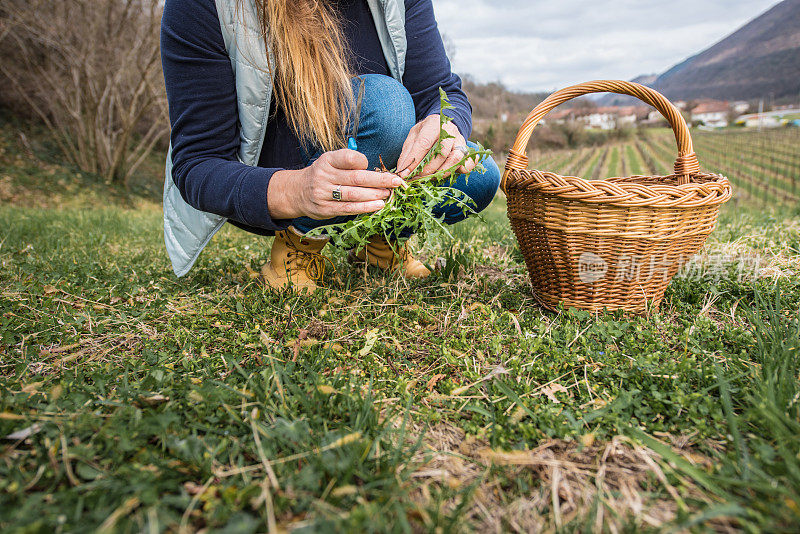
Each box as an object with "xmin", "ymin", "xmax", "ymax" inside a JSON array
[{"xmin": 0, "ymin": 0, "xmax": 168, "ymax": 185}]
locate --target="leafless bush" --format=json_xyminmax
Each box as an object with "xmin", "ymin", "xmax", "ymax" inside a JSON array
[{"xmin": 0, "ymin": 0, "xmax": 168, "ymax": 185}]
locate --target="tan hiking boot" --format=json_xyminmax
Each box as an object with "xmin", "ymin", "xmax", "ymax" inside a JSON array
[
  {"xmin": 348, "ymin": 235, "xmax": 431, "ymax": 279},
  {"xmin": 260, "ymin": 226, "xmax": 331, "ymax": 292}
]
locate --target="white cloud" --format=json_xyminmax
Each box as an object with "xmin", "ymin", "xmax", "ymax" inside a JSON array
[{"xmin": 433, "ymin": 0, "xmax": 782, "ymax": 92}]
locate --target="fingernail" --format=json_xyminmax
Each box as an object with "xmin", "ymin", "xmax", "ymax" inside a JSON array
[
  {"xmin": 392, "ymin": 177, "xmax": 404, "ymax": 187},
  {"xmin": 377, "ymin": 200, "xmax": 386, "ymax": 208}
]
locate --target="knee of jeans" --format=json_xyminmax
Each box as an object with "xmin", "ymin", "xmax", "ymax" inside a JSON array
[
  {"xmin": 358, "ymin": 74, "xmax": 415, "ymax": 165},
  {"xmin": 468, "ymin": 148, "xmax": 502, "ymax": 213}
]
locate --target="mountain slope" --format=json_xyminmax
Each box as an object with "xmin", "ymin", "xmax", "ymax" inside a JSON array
[{"xmin": 652, "ymin": 0, "xmax": 800, "ymax": 100}]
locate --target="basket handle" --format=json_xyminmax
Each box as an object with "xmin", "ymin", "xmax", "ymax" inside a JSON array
[{"xmin": 502, "ymin": 80, "xmax": 700, "ymax": 188}]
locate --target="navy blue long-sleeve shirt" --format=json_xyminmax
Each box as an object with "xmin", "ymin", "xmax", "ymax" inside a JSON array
[{"xmin": 161, "ymin": 0, "xmax": 472, "ymax": 232}]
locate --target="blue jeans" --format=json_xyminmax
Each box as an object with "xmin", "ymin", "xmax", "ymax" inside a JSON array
[{"xmin": 292, "ymin": 74, "xmax": 501, "ymax": 236}]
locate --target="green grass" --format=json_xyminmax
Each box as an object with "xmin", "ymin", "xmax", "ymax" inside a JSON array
[{"xmin": 2, "ymin": 116, "xmax": 800, "ymax": 532}]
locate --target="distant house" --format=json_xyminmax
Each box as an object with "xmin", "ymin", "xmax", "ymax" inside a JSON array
[
  {"xmin": 691, "ymin": 101, "xmax": 730, "ymax": 128},
  {"xmin": 641, "ymin": 109, "xmax": 668, "ymax": 126},
  {"xmin": 735, "ymin": 108, "xmax": 800, "ymax": 128},
  {"xmin": 542, "ymin": 106, "xmax": 648, "ymax": 129},
  {"xmin": 583, "ymin": 112, "xmax": 617, "ymax": 130},
  {"xmin": 732, "ymin": 101, "xmax": 750, "ymax": 114},
  {"xmin": 617, "ymin": 106, "xmax": 646, "ymax": 126},
  {"xmin": 544, "ymin": 108, "xmax": 576, "ymax": 125},
  {"xmin": 578, "ymin": 106, "xmax": 643, "ymax": 130},
  {"xmin": 737, "ymin": 114, "xmax": 782, "ymax": 128}
]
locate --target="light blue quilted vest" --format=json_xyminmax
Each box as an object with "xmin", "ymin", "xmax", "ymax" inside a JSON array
[{"xmin": 163, "ymin": 0, "xmax": 407, "ymax": 276}]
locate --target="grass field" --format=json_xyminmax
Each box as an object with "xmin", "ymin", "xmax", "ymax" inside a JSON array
[{"xmin": 2, "ymin": 117, "xmax": 800, "ymax": 532}]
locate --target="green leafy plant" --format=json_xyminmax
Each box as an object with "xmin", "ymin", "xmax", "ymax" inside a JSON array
[{"xmin": 308, "ymin": 89, "xmax": 492, "ymax": 250}]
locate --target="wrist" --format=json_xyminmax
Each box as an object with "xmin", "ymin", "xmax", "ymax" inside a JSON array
[{"xmin": 267, "ymin": 169, "xmax": 303, "ymax": 220}]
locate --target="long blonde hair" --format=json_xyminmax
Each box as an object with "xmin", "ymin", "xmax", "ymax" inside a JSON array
[{"xmin": 252, "ymin": 0, "xmax": 353, "ymax": 152}]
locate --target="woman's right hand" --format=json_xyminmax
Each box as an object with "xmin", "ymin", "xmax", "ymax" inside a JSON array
[{"xmin": 267, "ymin": 149, "xmax": 403, "ymax": 220}]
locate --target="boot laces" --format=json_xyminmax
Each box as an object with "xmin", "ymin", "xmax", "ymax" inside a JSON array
[{"xmin": 286, "ymin": 245, "xmax": 335, "ymax": 285}]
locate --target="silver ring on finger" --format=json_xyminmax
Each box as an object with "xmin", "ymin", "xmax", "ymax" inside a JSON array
[{"xmin": 332, "ymin": 186, "xmax": 343, "ymax": 202}]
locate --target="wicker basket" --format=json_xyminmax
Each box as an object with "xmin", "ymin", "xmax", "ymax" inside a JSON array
[{"xmin": 501, "ymin": 80, "xmax": 733, "ymax": 313}]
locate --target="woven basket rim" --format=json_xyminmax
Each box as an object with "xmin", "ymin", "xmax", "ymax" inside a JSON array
[{"xmin": 504, "ymin": 168, "xmax": 733, "ymax": 209}]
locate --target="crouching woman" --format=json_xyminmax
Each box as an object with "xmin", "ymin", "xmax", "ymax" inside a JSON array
[{"xmin": 160, "ymin": 0, "xmax": 501, "ymax": 291}]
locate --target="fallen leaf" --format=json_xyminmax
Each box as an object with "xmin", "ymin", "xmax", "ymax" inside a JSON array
[
  {"xmin": 478, "ymin": 448, "xmax": 536, "ymax": 466},
  {"xmin": 316, "ymin": 385, "xmax": 338, "ymax": 395},
  {"xmin": 358, "ymin": 329, "xmax": 379, "ymax": 357},
  {"xmin": 509, "ymin": 405, "xmax": 528, "ymax": 424},
  {"xmin": 487, "ymin": 364, "xmax": 509, "ymax": 379},
  {"xmin": 138, "ymin": 394, "xmax": 169, "ymax": 406},
  {"xmin": 468, "ymin": 302, "xmax": 489, "ymax": 314},
  {"xmin": 49, "ymin": 384, "xmax": 64, "ymax": 401},
  {"xmin": 450, "ymin": 384, "xmax": 471, "ymax": 396},
  {"xmin": 21, "ymin": 381, "xmax": 44, "ymax": 394},
  {"xmin": 425, "ymin": 374, "xmax": 446, "ymax": 391},
  {"xmin": 331, "ymin": 485, "xmax": 358, "ymax": 498},
  {"xmin": 324, "ymin": 432, "xmax": 362, "ymax": 449},
  {"xmin": 3, "ymin": 423, "xmax": 43, "ymax": 441},
  {"xmin": 683, "ymin": 451, "xmax": 711, "ymax": 465},
  {"xmin": 539, "ymin": 383, "xmax": 568, "ymax": 403},
  {"xmin": 590, "ymin": 398, "xmax": 608, "ymax": 409},
  {"xmin": 403, "ymin": 379, "xmax": 419, "ymax": 394}
]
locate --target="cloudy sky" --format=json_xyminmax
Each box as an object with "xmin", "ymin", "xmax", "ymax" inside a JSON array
[{"xmin": 432, "ymin": 0, "xmax": 782, "ymax": 93}]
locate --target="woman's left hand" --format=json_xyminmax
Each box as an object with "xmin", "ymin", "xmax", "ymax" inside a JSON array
[{"xmin": 396, "ymin": 114, "xmax": 476, "ymax": 179}]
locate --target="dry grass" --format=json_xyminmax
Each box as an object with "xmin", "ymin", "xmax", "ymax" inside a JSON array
[{"xmin": 408, "ymin": 423, "xmax": 737, "ymax": 533}]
